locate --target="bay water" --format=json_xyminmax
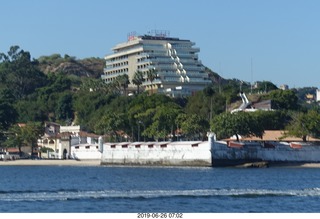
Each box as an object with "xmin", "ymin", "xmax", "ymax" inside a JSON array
[{"xmin": 0, "ymin": 165, "xmax": 320, "ymax": 213}]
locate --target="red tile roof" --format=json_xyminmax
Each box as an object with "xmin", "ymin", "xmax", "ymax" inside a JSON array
[{"xmin": 225, "ymin": 130, "xmax": 320, "ymax": 142}]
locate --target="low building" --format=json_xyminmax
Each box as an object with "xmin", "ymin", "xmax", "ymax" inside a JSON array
[
  {"xmin": 39, "ymin": 123, "xmax": 101, "ymax": 160},
  {"xmin": 229, "ymin": 130, "xmax": 320, "ymax": 142},
  {"xmin": 70, "ymin": 131, "xmax": 102, "ymax": 160},
  {"xmin": 279, "ymin": 84, "xmax": 289, "ymax": 90},
  {"xmin": 305, "ymin": 93, "xmax": 315, "ymax": 104}
]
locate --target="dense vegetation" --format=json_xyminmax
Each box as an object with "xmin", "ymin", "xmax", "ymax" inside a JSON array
[{"xmin": 1, "ymin": 46, "xmax": 320, "ymax": 150}]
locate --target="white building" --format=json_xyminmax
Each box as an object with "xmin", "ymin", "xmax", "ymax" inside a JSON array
[
  {"xmin": 316, "ymin": 89, "xmax": 320, "ymax": 102},
  {"xmin": 279, "ymin": 84, "xmax": 289, "ymax": 90},
  {"xmin": 102, "ymin": 31, "xmax": 211, "ymax": 96},
  {"xmin": 39, "ymin": 124, "xmax": 102, "ymax": 160}
]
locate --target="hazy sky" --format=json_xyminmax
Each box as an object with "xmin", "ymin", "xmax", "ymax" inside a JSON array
[{"xmin": 1, "ymin": 0, "xmax": 319, "ymax": 88}]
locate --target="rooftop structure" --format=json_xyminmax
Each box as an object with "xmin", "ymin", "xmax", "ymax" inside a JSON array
[{"xmin": 102, "ymin": 31, "xmax": 211, "ymax": 96}]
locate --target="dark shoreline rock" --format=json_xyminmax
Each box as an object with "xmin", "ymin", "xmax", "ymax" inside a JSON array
[{"xmin": 236, "ymin": 161, "xmax": 269, "ymax": 168}]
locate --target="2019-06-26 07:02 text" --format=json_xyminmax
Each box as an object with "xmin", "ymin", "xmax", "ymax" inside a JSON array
[{"xmin": 137, "ymin": 213, "xmax": 183, "ymax": 218}]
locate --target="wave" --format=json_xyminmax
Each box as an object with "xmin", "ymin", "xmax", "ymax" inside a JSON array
[{"xmin": 1, "ymin": 188, "xmax": 320, "ymax": 202}]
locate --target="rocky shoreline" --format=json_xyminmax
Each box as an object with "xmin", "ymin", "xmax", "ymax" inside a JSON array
[{"xmin": 235, "ymin": 161, "xmax": 320, "ymax": 168}]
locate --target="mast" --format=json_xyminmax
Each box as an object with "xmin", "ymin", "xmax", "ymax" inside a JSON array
[{"xmin": 250, "ymin": 58, "xmax": 253, "ymax": 94}]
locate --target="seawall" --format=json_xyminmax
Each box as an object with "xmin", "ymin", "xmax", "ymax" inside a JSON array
[
  {"xmin": 212, "ymin": 140, "xmax": 320, "ymax": 166},
  {"xmin": 100, "ymin": 141, "xmax": 212, "ymax": 167}
]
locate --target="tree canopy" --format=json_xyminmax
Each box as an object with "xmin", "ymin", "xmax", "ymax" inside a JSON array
[
  {"xmin": 211, "ymin": 112, "xmax": 264, "ymax": 141},
  {"xmin": 1, "ymin": 45, "xmax": 319, "ymax": 148}
]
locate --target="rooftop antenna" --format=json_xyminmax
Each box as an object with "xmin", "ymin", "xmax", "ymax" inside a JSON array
[
  {"xmin": 127, "ymin": 31, "xmax": 137, "ymax": 41},
  {"xmin": 250, "ymin": 58, "xmax": 253, "ymax": 94},
  {"xmin": 219, "ymin": 62, "xmax": 222, "ymax": 94}
]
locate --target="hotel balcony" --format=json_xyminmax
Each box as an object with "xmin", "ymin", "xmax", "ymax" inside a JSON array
[
  {"xmin": 150, "ymin": 57, "xmax": 174, "ymax": 63},
  {"xmin": 183, "ymin": 65, "xmax": 205, "ymax": 71},
  {"xmin": 142, "ymin": 79, "xmax": 162, "ymax": 86},
  {"xmin": 106, "ymin": 47, "xmax": 143, "ymax": 59},
  {"xmin": 179, "ymin": 59, "xmax": 202, "ymax": 65},
  {"xmin": 137, "ymin": 59, "xmax": 152, "ymax": 64},
  {"xmin": 104, "ymin": 64, "xmax": 128, "ymax": 71}
]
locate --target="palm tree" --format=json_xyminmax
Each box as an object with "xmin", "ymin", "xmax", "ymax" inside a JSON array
[
  {"xmin": 132, "ymin": 70, "xmax": 144, "ymax": 94},
  {"xmin": 114, "ymin": 74, "xmax": 129, "ymax": 96},
  {"xmin": 147, "ymin": 68, "xmax": 158, "ymax": 94}
]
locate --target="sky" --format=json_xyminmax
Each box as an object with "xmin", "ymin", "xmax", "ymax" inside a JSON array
[{"xmin": 1, "ymin": 0, "xmax": 320, "ymax": 88}]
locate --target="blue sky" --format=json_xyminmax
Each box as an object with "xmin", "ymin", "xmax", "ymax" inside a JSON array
[{"xmin": 1, "ymin": 0, "xmax": 319, "ymax": 88}]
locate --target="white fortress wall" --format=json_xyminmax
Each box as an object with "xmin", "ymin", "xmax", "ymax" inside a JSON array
[
  {"xmin": 101, "ymin": 141, "xmax": 212, "ymax": 166},
  {"xmin": 71, "ymin": 144, "xmax": 102, "ymax": 160},
  {"xmin": 256, "ymin": 143, "xmax": 320, "ymax": 162},
  {"xmin": 212, "ymin": 140, "xmax": 320, "ymax": 163}
]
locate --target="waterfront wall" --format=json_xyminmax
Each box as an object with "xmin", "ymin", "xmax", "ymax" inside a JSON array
[
  {"xmin": 100, "ymin": 141, "xmax": 212, "ymax": 167},
  {"xmin": 100, "ymin": 132, "xmax": 320, "ymax": 167},
  {"xmin": 212, "ymin": 140, "xmax": 320, "ymax": 164},
  {"xmin": 71, "ymin": 144, "xmax": 102, "ymax": 160}
]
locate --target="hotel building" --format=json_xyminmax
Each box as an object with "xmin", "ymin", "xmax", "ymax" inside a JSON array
[{"xmin": 101, "ymin": 31, "xmax": 211, "ymax": 96}]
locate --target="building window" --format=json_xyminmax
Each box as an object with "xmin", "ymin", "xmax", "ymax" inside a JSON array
[
  {"xmin": 111, "ymin": 145, "xmax": 116, "ymax": 148},
  {"xmin": 85, "ymin": 146, "xmax": 90, "ymax": 149}
]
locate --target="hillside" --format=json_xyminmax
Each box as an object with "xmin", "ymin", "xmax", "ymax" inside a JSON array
[{"xmin": 37, "ymin": 54, "xmax": 105, "ymax": 78}]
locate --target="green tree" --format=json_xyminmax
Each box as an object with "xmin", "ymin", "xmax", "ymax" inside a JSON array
[
  {"xmin": 143, "ymin": 103, "xmax": 182, "ymax": 141},
  {"xmin": 55, "ymin": 92, "xmax": 73, "ymax": 124},
  {"xmin": 14, "ymin": 98, "xmax": 47, "ymax": 123},
  {"xmin": 132, "ymin": 70, "xmax": 144, "ymax": 94},
  {"xmin": 285, "ymin": 110, "xmax": 320, "ymax": 141},
  {"xmin": 5, "ymin": 122, "xmax": 43, "ymax": 156},
  {"xmin": 146, "ymin": 68, "xmax": 157, "ymax": 94},
  {"xmin": 95, "ymin": 112, "xmax": 128, "ymax": 142},
  {"xmin": 254, "ymin": 81, "xmax": 278, "ymax": 93},
  {"xmin": 0, "ymin": 89, "xmax": 17, "ymax": 130},
  {"xmin": 128, "ymin": 93, "xmax": 180, "ymax": 141},
  {"xmin": 252, "ymin": 110, "xmax": 290, "ymax": 130},
  {"xmin": 176, "ymin": 113, "xmax": 209, "ymax": 140},
  {"xmin": 186, "ymin": 88, "xmax": 226, "ymax": 121},
  {"xmin": 4, "ymin": 124, "xmax": 25, "ymax": 156},
  {"xmin": 112, "ymin": 74, "xmax": 130, "ymax": 96},
  {"xmin": 22, "ymin": 122, "xmax": 43, "ymax": 156},
  {"xmin": 0, "ymin": 46, "xmax": 47, "ymax": 99},
  {"xmin": 80, "ymin": 77, "xmax": 111, "ymax": 94},
  {"xmin": 211, "ymin": 112, "xmax": 264, "ymax": 141},
  {"xmin": 73, "ymin": 90, "xmax": 115, "ymax": 132},
  {"xmin": 268, "ymin": 89, "xmax": 299, "ymax": 110}
]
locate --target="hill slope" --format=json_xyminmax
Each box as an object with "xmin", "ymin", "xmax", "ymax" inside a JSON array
[{"xmin": 37, "ymin": 54, "xmax": 105, "ymax": 78}]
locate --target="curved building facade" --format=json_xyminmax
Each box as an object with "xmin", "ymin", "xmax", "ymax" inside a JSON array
[{"xmin": 102, "ymin": 32, "xmax": 211, "ymax": 96}]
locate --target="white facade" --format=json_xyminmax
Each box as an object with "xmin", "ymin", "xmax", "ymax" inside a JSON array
[
  {"xmin": 102, "ymin": 32, "xmax": 211, "ymax": 95},
  {"xmin": 42, "ymin": 125, "xmax": 101, "ymax": 160},
  {"xmin": 70, "ymin": 136, "xmax": 103, "ymax": 160},
  {"xmin": 316, "ymin": 89, "xmax": 320, "ymax": 102},
  {"xmin": 71, "ymin": 144, "xmax": 102, "ymax": 160},
  {"xmin": 60, "ymin": 125, "xmax": 80, "ymax": 134},
  {"xmin": 101, "ymin": 141, "xmax": 212, "ymax": 166}
]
